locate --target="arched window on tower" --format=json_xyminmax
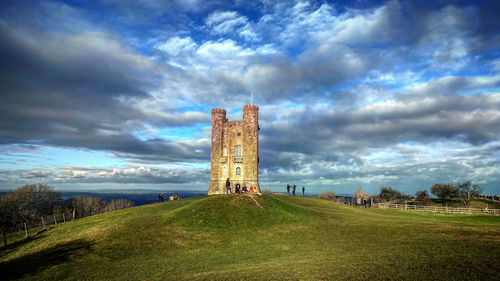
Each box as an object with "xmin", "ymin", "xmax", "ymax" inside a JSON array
[
  {"xmin": 223, "ymin": 146, "xmax": 228, "ymax": 157},
  {"xmin": 235, "ymin": 146, "xmax": 242, "ymax": 157},
  {"xmin": 236, "ymin": 167, "xmax": 241, "ymax": 175}
]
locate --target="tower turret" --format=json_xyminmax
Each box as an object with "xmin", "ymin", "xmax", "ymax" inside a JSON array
[
  {"xmin": 209, "ymin": 108, "xmax": 227, "ymax": 194},
  {"xmin": 243, "ymin": 105, "xmax": 260, "ymax": 193}
]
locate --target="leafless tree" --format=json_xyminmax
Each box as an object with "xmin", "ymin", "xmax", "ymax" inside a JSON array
[
  {"xmin": 318, "ymin": 191, "xmax": 336, "ymax": 200},
  {"xmin": 456, "ymin": 181, "xmax": 482, "ymax": 207}
]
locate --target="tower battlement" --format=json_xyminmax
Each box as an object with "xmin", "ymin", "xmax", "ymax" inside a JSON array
[
  {"xmin": 208, "ymin": 105, "xmax": 260, "ymax": 195},
  {"xmin": 212, "ymin": 108, "xmax": 227, "ymax": 114},
  {"xmin": 243, "ymin": 104, "xmax": 259, "ymax": 110}
]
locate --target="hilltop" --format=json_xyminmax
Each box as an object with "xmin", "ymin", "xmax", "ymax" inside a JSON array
[{"xmin": 1, "ymin": 194, "xmax": 499, "ymax": 280}]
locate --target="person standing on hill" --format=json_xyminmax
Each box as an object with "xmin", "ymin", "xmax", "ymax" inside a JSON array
[
  {"xmin": 287, "ymin": 184, "xmax": 290, "ymax": 194},
  {"xmin": 292, "ymin": 184, "xmax": 296, "ymax": 196},
  {"xmin": 302, "ymin": 186, "xmax": 305, "ymax": 196},
  {"xmin": 226, "ymin": 178, "xmax": 231, "ymax": 195}
]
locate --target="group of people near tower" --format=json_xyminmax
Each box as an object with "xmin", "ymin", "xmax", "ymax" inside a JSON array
[
  {"xmin": 225, "ymin": 178, "xmax": 257, "ymax": 194},
  {"xmin": 286, "ymin": 184, "xmax": 305, "ymax": 196}
]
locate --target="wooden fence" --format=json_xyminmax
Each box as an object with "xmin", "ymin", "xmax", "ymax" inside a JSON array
[
  {"xmin": 15, "ymin": 212, "xmax": 75, "ymax": 238},
  {"xmin": 374, "ymin": 203, "xmax": 499, "ymax": 215}
]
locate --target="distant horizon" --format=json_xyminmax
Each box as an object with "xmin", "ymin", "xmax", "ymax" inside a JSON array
[
  {"xmin": 1, "ymin": 181, "xmax": 499, "ymax": 196},
  {"xmin": 0, "ymin": 186, "xmax": 359, "ymax": 196}
]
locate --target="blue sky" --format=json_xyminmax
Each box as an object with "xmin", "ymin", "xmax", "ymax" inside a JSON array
[{"xmin": 0, "ymin": 0, "xmax": 499, "ymax": 195}]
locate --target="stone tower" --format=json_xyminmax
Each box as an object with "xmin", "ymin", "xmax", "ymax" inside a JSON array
[{"xmin": 208, "ymin": 105, "xmax": 260, "ymax": 194}]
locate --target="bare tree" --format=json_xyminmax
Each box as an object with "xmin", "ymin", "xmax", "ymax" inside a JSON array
[
  {"xmin": 0, "ymin": 192, "xmax": 17, "ymax": 247},
  {"xmin": 34, "ymin": 184, "xmax": 62, "ymax": 217},
  {"xmin": 105, "ymin": 199, "xmax": 134, "ymax": 212},
  {"xmin": 261, "ymin": 188, "xmax": 272, "ymax": 195},
  {"xmin": 318, "ymin": 191, "xmax": 336, "ymax": 200},
  {"xmin": 354, "ymin": 187, "xmax": 367, "ymax": 200},
  {"xmin": 456, "ymin": 181, "xmax": 482, "ymax": 207},
  {"xmin": 14, "ymin": 184, "xmax": 38, "ymax": 226}
]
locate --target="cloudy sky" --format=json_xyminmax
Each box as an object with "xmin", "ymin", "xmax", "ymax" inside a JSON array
[{"xmin": 0, "ymin": 0, "xmax": 499, "ymax": 195}]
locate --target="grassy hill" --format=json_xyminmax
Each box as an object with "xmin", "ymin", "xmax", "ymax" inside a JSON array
[{"xmin": 1, "ymin": 194, "xmax": 499, "ymax": 281}]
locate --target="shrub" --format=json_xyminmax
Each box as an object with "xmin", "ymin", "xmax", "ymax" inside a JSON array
[
  {"xmin": 431, "ymin": 183, "xmax": 458, "ymax": 204},
  {"xmin": 318, "ymin": 191, "xmax": 336, "ymax": 200},
  {"xmin": 415, "ymin": 190, "xmax": 431, "ymax": 204},
  {"xmin": 380, "ymin": 187, "xmax": 411, "ymax": 202},
  {"xmin": 380, "ymin": 187, "xmax": 399, "ymax": 201},
  {"xmin": 261, "ymin": 188, "xmax": 272, "ymax": 195}
]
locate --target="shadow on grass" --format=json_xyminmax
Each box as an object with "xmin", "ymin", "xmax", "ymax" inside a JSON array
[
  {"xmin": 1, "ymin": 228, "xmax": 51, "ymax": 256},
  {"xmin": 0, "ymin": 239, "xmax": 93, "ymax": 280}
]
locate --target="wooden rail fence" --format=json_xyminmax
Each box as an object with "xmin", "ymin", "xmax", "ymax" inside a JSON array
[{"xmin": 374, "ymin": 203, "xmax": 499, "ymax": 215}]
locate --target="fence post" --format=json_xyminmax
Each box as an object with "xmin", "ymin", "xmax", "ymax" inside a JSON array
[
  {"xmin": 63, "ymin": 213, "xmax": 66, "ymax": 223},
  {"xmin": 53, "ymin": 214, "xmax": 57, "ymax": 226},
  {"xmin": 24, "ymin": 222, "xmax": 28, "ymax": 237},
  {"xmin": 41, "ymin": 216, "xmax": 46, "ymax": 228}
]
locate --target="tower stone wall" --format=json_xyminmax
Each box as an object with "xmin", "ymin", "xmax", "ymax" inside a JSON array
[{"xmin": 208, "ymin": 105, "xmax": 260, "ymax": 194}]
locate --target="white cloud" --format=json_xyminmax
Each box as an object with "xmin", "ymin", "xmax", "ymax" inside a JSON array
[
  {"xmin": 65, "ymin": 170, "xmax": 87, "ymax": 178},
  {"xmin": 206, "ymin": 11, "xmax": 248, "ymax": 35},
  {"xmin": 205, "ymin": 10, "xmax": 259, "ymax": 41},
  {"xmin": 156, "ymin": 36, "xmax": 198, "ymax": 56}
]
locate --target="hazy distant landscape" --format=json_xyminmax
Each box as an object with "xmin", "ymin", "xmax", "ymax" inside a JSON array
[
  {"xmin": 0, "ymin": 190, "xmax": 205, "ymax": 206},
  {"xmin": 0, "ymin": 190, "xmax": 322, "ymax": 206}
]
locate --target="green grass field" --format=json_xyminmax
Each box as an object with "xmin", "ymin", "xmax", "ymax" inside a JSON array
[{"xmin": 1, "ymin": 194, "xmax": 499, "ymax": 280}]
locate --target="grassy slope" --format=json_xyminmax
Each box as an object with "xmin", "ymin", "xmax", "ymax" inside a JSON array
[{"xmin": 1, "ymin": 194, "xmax": 499, "ymax": 281}]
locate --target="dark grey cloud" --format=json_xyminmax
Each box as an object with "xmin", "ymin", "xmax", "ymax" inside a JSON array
[
  {"xmin": 260, "ymin": 91, "xmax": 500, "ymax": 157},
  {"xmin": 0, "ymin": 5, "xmax": 209, "ymax": 163},
  {"xmin": 255, "ymin": 87, "xmax": 500, "ymax": 193}
]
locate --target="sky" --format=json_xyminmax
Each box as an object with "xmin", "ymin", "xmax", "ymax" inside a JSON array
[{"xmin": 0, "ymin": 0, "xmax": 499, "ymax": 195}]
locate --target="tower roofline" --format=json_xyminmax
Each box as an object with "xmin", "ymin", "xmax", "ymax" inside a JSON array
[
  {"xmin": 212, "ymin": 108, "xmax": 227, "ymax": 114},
  {"xmin": 243, "ymin": 104, "xmax": 259, "ymax": 110}
]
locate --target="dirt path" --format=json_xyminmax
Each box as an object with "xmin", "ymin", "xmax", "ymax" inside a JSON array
[{"xmin": 244, "ymin": 194, "xmax": 263, "ymax": 208}]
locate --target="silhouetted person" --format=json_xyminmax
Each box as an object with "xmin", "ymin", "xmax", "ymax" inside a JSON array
[
  {"xmin": 292, "ymin": 184, "xmax": 296, "ymax": 196},
  {"xmin": 236, "ymin": 183, "xmax": 241, "ymax": 194},
  {"xmin": 243, "ymin": 185, "xmax": 248, "ymax": 193},
  {"xmin": 226, "ymin": 178, "xmax": 231, "ymax": 194},
  {"xmin": 159, "ymin": 193, "xmax": 164, "ymax": 202},
  {"xmin": 302, "ymin": 186, "xmax": 305, "ymax": 196},
  {"xmin": 286, "ymin": 184, "xmax": 290, "ymax": 194}
]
